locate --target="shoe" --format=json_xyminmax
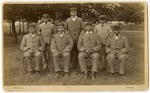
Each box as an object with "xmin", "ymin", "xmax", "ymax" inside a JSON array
[
  {"xmin": 64, "ymin": 73, "xmax": 69, "ymax": 78},
  {"xmin": 43, "ymin": 63, "xmax": 47, "ymax": 70},
  {"xmin": 108, "ymin": 72, "xmax": 114, "ymax": 77},
  {"xmin": 83, "ymin": 73, "xmax": 88, "ymax": 80},
  {"xmin": 55, "ymin": 72, "xmax": 60, "ymax": 78},
  {"xmin": 119, "ymin": 73, "xmax": 125, "ymax": 77},
  {"xmin": 35, "ymin": 71, "xmax": 40, "ymax": 77}
]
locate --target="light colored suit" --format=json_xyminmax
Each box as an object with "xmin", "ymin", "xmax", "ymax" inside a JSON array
[
  {"xmin": 39, "ymin": 22, "xmax": 55, "ymax": 69},
  {"xmin": 78, "ymin": 31, "xmax": 101, "ymax": 73},
  {"xmin": 50, "ymin": 31, "xmax": 73, "ymax": 72},
  {"xmin": 39, "ymin": 22, "xmax": 54, "ymax": 44},
  {"xmin": 20, "ymin": 33, "xmax": 44, "ymax": 72},
  {"xmin": 94, "ymin": 23, "xmax": 112, "ymax": 69},
  {"xmin": 106, "ymin": 34, "xmax": 129, "ymax": 74},
  {"xmin": 94, "ymin": 23, "xmax": 112, "ymax": 45}
]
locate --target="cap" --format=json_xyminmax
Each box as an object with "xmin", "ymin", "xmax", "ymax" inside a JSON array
[
  {"xmin": 98, "ymin": 14, "xmax": 107, "ymax": 20},
  {"xmin": 70, "ymin": 7, "xmax": 77, "ymax": 11},
  {"xmin": 42, "ymin": 14, "xmax": 50, "ymax": 19}
]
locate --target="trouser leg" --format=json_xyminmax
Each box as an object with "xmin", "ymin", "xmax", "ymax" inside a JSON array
[
  {"xmin": 63, "ymin": 52, "xmax": 70, "ymax": 73},
  {"xmin": 78, "ymin": 52, "xmax": 87, "ymax": 73},
  {"xmin": 107, "ymin": 53, "xmax": 116, "ymax": 73}
]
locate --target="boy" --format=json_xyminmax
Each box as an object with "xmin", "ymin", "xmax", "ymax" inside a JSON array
[
  {"xmin": 94, "ymin": 14, "xmax": 112, "ymax": 70},
  {"xmin": 78, "ymin": 22, "xmax": 101, "ymax": 80},
  {"xmin": 65, "ymin": 7, "xmax": 84, "ymax": 69},
  {"xmin": 38, "ymin": 14, "xmax": 55, "ymax": 70},
  {"xmin": 51, "ymin": 22, "xmax": 73, "ymax": 78},
  {"xmin": 20, "ymin": 23, "xmax": 44, "ymax": 75},
  {"xmin": 106, "ymin": 25, "xmax": 129, "ymax": 76}
]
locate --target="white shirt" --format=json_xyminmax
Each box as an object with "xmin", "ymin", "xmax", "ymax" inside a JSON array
[
  {"xmin": 71, "ymin": 16, "xmax": 77, "ymax": 22},
  {"xmin": 114, "ymin": 34, "xmax": 120, "ymax": 40},
  {"xmin": 86, "ymin": 31, "xmax": 93, "ymax": 36},
  {"xmin": 59, "ymin": 32, "xmax": 64, "ymax": 37}
]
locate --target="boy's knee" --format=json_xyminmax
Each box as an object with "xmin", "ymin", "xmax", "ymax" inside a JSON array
[
  {"xmin": 119, "ymin": 54, "xmax": 127, "ymax": 60},
  {"xmin": 78, "ymin": 52, "xmax": 86, "ymax": 59},
  {"xmin": 107, "ymin": 54, "xmax": 115, "ymax": 60}
]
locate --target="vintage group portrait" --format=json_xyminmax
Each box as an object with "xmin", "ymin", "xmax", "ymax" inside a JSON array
[{"xmin": 2, "ymin": 1, "xmax": 148, "ymax": 91}]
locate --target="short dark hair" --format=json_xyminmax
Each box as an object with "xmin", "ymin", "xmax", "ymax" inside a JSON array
[
  {"xmin": 57, "ymin": 22, "xmax": 65, "ymax": 27},
  {"xmin": 85, "ymin": 22, "xmax": 93, "ymax": 26},
  {"xmin": 111, "ymin": 25, "xmax": 121, "ymax": 30},
  {"xmin": 29, "ymin": 23, "xmax": 36, "ymax": 28}
]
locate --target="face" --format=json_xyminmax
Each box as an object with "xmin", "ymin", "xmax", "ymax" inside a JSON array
[
  {"xmin": 58, "ymin": 26, "xmax": 65, "ymax": 33},
  {"xmin": 29, "ymin": 27, "xmax": 36, "ymax": 34},
  {"xmin": 42, "ymin": 18, "xmax": 49, "ymax": 22},
  {"xmin": 70, "ymin": 11, "xmax": 77, "ymax": 17},
  {"xmin": 99, "ymin": 19, "xmax": 106, "ymax": 24},
  {"xmin": 113, "ymin": 30, "xmax": 121, "ymax": 36},
  {"xmin": 85, "ymin": 25, "xmax": 92, "ymax": 31}
]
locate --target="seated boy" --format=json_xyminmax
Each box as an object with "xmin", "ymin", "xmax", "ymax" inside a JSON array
[
  {"xmin": 106, "ymin": 24, "xmax": 129, "ymax": 76},
  {"xmin": 50, "ymin": 22, "xmax": 73, "ymax": 78},
  {"xmin": 20, "ymin": 23, "xmax": 44, "ymax": 75},
  {"xmin": 78, "ymin": 22, "xmax": 101, "ymax": 80}
]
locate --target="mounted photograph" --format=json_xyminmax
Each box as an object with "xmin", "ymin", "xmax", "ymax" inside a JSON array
[{"xmin": 2, "ymin": 2, "xmax": 148, "ymax": 91}]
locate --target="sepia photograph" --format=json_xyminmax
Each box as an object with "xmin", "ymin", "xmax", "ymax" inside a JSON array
[{"xmin": 2, "ymin": 1, "xmax": 148, "ymax": 91}]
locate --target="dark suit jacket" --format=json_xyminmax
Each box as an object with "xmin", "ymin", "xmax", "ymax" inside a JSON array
[{"xmin": 65, "ymin": 17, "xmax": 84, "ymax": 43}]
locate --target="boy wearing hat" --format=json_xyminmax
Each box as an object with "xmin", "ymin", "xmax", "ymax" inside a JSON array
[
  {"xmin": 94, "ymin": 14, "xmax": 112, "ymax": 70},
  {"xmin": 78, "ymin": 22, "xmax": 101, "ymax": 80},
  {"xmin": 38, "ymin": 14, "xmax": 55, "ymax": 70},
  {"xmin": 65, "ymin": 7, "xmax": 84, "ymax": 69},
  {"xmin": 51, "ymin": 22, "xmax": 73, "ymax": 78},
  {"xmin": 20, "ymin": 23, "xmax": 44, "ymax": 75},
  {"xmin": 106, "ymin": 25, "xmax": 129, "ymax": 76}
]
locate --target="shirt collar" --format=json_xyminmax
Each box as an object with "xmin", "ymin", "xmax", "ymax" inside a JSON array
[
  {"xmin": 59, "ymin": 32, "xmax": 64, "ymax": 37},
  {"xmin": 29, "ymin": 33, "xmax": 36, "ymax": 37},
  {"xmin": 71, "ymin": 16, "xmax": 77, "ymax": 21},
  {"xmin": 86, "ymin": 31, "xmax": 93, "ymax": 34},
  {"xmin": 114, "ymin": 34, "xmax": 120, "ymax": 40}
]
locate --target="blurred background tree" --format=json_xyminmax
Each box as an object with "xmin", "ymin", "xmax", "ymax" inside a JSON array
[{"xmin": 3, "ymin": 3, "xmax": 144, "ymax": 43}]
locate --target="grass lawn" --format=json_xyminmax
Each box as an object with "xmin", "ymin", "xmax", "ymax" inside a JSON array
[{"xmin": 3, "ymin": 29, "xmax": 145, "ymax": 85}]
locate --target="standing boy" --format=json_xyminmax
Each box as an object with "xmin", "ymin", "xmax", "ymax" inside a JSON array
[
  {"xmin": 94, "ymin": 14, "xmax": 112, "ymax": 70},
  {"xmin": 65, "ymin": 7, "xmax": 84, "ymax": 69},
  {"xmin": 38, "ymin": 14, "xmax": 55, "ymax": 70}
]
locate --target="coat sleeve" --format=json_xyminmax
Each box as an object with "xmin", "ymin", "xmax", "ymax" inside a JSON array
[
  {"xmin": 105, "ymin": 37, "xmax": 111, "ymax": 53},
  {"xmin": 64, "ymin": 35, "xmax": 74, "ymax": 52},
  {"xmin": 51, "ymin": 24, "xmax": 56, "ymax": 34},
  {"xmin": 92, "ymin": 35, "xmax": 101, "ymax": 52},
  {"xmin": 121, "ymin": 36, "xmax": 129, "ymax": 54},
  {"xmin": 77, "ymin": 34, "xmax": 86, "ymax": 52},
  {"xmin": 20, "ymin": 36, "xmax": 29, "ymax": 52},
  {"xmin": 65, "ymin": 19, "xmax": 68, "ymax": 30},
  {"xmin": 50, "ymin": 36, "xmax": 58, "ymax": 54},
  {"xmin": 38, "ymin": 36, "xmax": 45, "ymax": 51},
  {"xmin": 80, "ymin": 18, "xmax": 84, "ymax": 30},
  {"xmin": 94, "ymin": 25, "xmax": 98, "ymax": 33}
]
